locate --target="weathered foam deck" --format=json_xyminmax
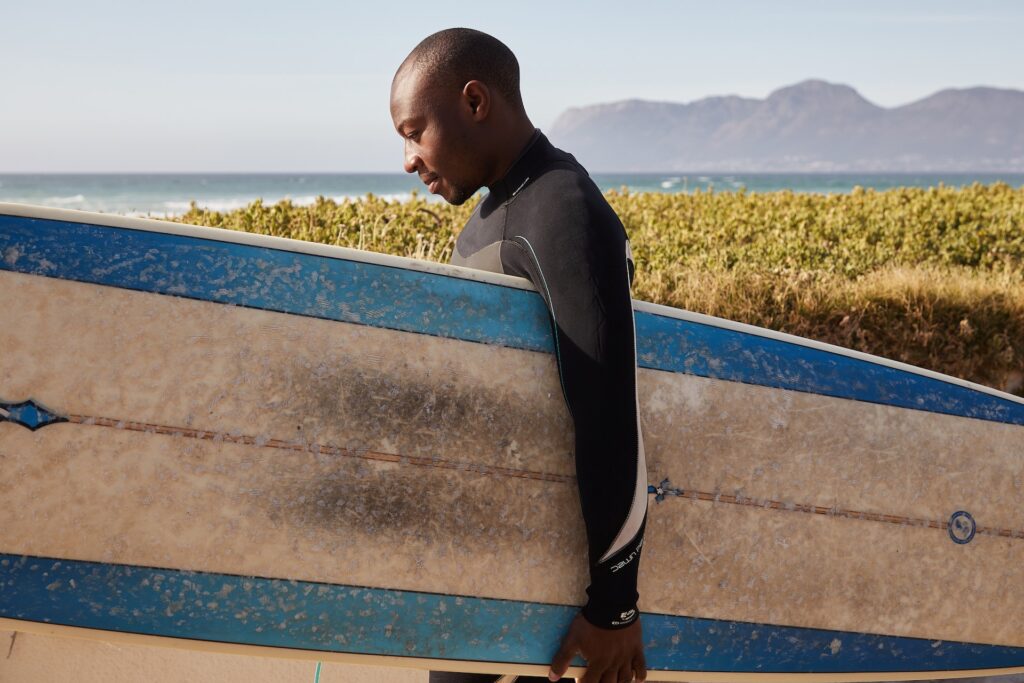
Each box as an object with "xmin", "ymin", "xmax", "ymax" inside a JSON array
[{"xmin": 1, "ymin": 203, "xmax": 1023, "ymax": 681}]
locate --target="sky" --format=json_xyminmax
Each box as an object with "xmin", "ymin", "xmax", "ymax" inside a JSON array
[{"xmin": 2, "ymin": 0, "xmax": 1022, "ymax": 172}]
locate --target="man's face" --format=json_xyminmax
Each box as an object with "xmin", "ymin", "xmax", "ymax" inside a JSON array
[{"xmin": 390, "ymin": 66, "xmax": 484, "ymax": 206}]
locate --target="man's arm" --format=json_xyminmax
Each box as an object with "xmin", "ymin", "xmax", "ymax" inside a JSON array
[{"xmin": 502, "ymin": 171, "xmax": 648, "ymax": 680}]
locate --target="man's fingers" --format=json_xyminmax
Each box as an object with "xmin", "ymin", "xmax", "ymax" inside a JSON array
[
  {"xmin": 617, "ymin": 663, "xmax": 634, "ymax": 682},
  {"xmin": 632, "ymin": 653, "xmax": 648, "ymax": 682},
  {"xmin": 579, "ymin": 665, "xmax": 610, "ymax": 683},
  {"xmin": 548, "ymin": 634, "xmax": 577, "ymax": 681}
]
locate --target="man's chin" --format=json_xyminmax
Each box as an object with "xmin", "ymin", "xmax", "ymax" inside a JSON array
[{"xmin": 439, "ymin": 185, "xmax": 474, "ymax": 206}]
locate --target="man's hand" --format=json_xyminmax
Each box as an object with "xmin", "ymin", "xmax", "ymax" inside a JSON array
[{"xmin": 548, "ymin": 613, "xmax": 646, "ymax": 683}]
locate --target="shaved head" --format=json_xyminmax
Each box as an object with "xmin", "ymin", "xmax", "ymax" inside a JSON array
[
  {"xmin": 390, "ymin": 28, "xmax": 535, "ymax": 204},
  {"xmin": 397, "ymin": 28, "xmax": 523, "ymax": 108}
]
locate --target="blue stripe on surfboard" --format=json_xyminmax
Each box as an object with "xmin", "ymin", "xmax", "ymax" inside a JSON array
[
  {"xmin": 2, "ymin": 214, "xmax": 1022, "ymax": 427},
  {"xmin": 1, "ymin": 553, "xmax": 1023, "ymax": 674}
]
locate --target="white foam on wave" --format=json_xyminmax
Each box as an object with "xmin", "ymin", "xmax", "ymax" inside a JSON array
[
  {"xmin": 161, "ymin": 198, "xmax": 254, "ymax": 213},
  {"xmin": 160, "ymin": 201, "xmax": 197, "ymax": 212},
  {"xmin": 159, "ymin": 192, "xmax": 430, "ymax": 215},
  {"xmin": 285, "ymin": 192, "xmax": 423, "ymax": 204},
  {"xmin": 363, "ymin": 192, "xmax": 421, "ymax": 202},
  {"xmin": 5, "ymin": 190, "xmax": 438, "ymax": 218},
  {"xmin": 45, "ymin": 194, "xmax": 87, "ymax": 205}
]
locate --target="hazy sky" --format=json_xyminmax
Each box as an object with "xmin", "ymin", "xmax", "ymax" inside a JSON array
[{"xmin": 3, "ymin": 0, "xmax": 1022, "ymax": 172}]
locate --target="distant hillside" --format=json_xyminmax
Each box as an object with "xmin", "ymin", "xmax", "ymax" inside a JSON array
[{"xmin": 547, "ymin": 80, "xmax": 1024, "ymax": 172}]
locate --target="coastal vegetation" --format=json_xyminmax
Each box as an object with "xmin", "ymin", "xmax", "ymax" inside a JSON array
[{"xmin": 174, "ymin": 183, "xmax": 1024, "ymax": 395}]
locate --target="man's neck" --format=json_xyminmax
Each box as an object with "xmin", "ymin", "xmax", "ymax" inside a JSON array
[{"xmin": 485, "ymin": 119, "xmax": 538, "ymax": 189}]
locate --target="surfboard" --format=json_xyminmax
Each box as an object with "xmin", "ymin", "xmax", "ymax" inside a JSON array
[{"xmin": 1, "ymin": 202, "xmax": 1023, "ymax": 681}]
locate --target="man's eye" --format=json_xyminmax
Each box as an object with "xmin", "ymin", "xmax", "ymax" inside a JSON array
[{"xmin": 406, "ymin": 131, "xmax": 419, "ymax": 140}]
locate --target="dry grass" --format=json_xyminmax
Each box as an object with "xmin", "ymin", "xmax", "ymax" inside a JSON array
[{"xmin": 642, "ymin": 266, "xmax": 1024, "ymax": 395}]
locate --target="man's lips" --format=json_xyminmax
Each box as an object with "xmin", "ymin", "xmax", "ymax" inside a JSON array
[{"xmin": 421, "ymin": 175, "xmax": 440, "ymax": 193}]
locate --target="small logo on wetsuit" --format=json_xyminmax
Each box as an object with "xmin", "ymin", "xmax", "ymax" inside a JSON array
[
  {"xmin": 512, "ymin": 176, "xmax": 530, "ymax": 197},
  {"xmin": 609, "ymin": 537, "xmax": 644, "ymax": 573},
  {"xmin": 612, "ymin": 609, "xmax": 637, "ymax": 626}
]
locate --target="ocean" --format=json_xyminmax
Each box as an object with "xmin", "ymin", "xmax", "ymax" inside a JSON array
[{"xmin": 1, "ymin": 172, "xmax": 1023, "ymax": 217}]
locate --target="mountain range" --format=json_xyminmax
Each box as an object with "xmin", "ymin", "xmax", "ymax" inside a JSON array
[{"xmin": 547, "ymin": 80, "xmax": 1024, "ymax": 172}]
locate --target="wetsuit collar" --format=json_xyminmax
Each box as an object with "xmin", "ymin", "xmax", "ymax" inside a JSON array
[{"xmin": 486, "ymin": 128, "xmax": 550, "ymax": 204}]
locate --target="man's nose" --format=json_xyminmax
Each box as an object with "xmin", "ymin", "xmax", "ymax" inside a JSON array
[{"xmin": 403, "ymin": 141, "xmax": 421, "ymax": 174}]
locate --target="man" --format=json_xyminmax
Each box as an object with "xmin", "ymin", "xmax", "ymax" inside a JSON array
[{"xmin": 390, "ymin": 28, "xmax": 648, "ymax": 683}]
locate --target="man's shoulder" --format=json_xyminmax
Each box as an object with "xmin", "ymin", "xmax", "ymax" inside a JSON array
[
  {"xmin": 533, "ymin": 163, "xmax": 592, "ymax": 194},
  {"xmin": 528, "ymin": 144, "xmax": 597, "ymax": 194},
  {"xmin": 516, "ymin": 161, "xmax": 611, "ymax": 218},
  {"xmin": 510, "ymin": 156, "xmax": 623, "ymax": 240}
]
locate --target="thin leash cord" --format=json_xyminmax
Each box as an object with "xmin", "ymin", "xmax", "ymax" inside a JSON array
[{"xmin": 313, "ymin": 661, "xmax": 322, "ymax": 683}]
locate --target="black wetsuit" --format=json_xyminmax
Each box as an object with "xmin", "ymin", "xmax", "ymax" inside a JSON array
[{"xmin": 430, "ymin": 131, "xmax": 648, "ymax": 683}]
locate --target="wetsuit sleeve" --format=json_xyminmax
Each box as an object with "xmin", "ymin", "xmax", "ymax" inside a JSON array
[{"xmin": 502, "ymin": 172, "xmax": 648, "ymax": 629}]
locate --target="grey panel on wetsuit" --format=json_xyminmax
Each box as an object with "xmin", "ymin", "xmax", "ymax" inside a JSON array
[{"xmin": 452, "ymin": 239, "xmax": 505, "ymax": 274}]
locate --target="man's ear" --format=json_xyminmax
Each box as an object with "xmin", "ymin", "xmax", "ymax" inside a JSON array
[{"xmin": 462, "ymin": 80, "xmax": 490, "ymax": 121}]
